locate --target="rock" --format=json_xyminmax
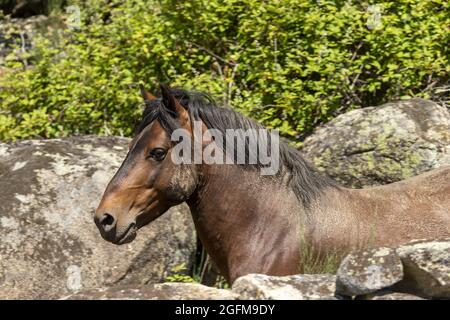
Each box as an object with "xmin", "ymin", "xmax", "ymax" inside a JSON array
[
  {"xmin": 393, "ymin": 239, "xmax": 450, "ymax": 299},
  {"xmin": 302, "ymin": 98, "xmax": 450, "ymax": 188},
  {"xmin": 59, "ymin": 239, "xmax": 450, "ymax": 300},
  {"xmin": 357, "ymin": 290, "xmax": 424, "ymax": 300},
  {"xmin": 336, "ymin": 247, "xmax": 403, "ymax": 296},
  {"xmin": 0, "ymin": 136, "xmax": 196, "ymax": 299},
  {"xmin": 232, "ymin": 274, "xmax": 338, "ymax": 300},
  {"xmin": 61, "ymin": 283, "xmax": 237, "ymax": 300}
]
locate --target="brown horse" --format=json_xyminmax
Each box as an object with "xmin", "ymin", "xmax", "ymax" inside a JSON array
[{"xmin": 95, "ymin": 84, "xmax": 450, "ymax": 283}]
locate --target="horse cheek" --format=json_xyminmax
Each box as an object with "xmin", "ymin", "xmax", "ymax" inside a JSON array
[{"xmin": 166, "ymin": 164, "xmax": 197, "ymax": 203}]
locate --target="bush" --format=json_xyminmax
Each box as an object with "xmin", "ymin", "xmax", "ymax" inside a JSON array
[{"xmin": 0, "ymin": 0, "xmax": 449, "ymax": 141}]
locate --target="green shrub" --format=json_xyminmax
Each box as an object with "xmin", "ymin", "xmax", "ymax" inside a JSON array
[
  {"xmin": 165, "ymin": 263, "xmax": 197, "ymax": 283},
  {"xmin": 0, "ymin": 0, "xmax": 449, "ymax": 141}
]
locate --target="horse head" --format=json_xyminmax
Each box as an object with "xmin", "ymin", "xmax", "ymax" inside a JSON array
[{"xmin": 94, "ymin": 84, "xmax": 199, "ymax": 244}]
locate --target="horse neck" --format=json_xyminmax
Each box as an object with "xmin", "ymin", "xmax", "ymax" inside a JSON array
[{"xmin": 186, "ymin": 164, "xmax": 307, "ymax": 282}]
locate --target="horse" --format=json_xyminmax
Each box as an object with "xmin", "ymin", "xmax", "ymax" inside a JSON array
[{"xmin": 95, "ymin": 84, "xmax": 450, "ymax": 284}]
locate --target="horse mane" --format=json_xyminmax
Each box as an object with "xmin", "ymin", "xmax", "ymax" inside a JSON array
[{"xmin": 137, "ymin": 88, "xmax": 338, "ymax": 207}]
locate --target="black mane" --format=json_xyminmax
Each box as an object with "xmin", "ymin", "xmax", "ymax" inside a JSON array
[{"xmin": 137, "ymin": 88, "xmax": 337, "ymax": 207}]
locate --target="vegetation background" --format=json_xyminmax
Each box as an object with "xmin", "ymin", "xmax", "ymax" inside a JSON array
[{"xmin": 0, "ymin": 0, "xmax": 448, "ymax": 142}]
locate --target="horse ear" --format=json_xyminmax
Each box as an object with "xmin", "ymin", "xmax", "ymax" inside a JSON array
[
  {"xmin": 160, "ymin": 83, "xmax": 190, "ymax": 127},
  {"xmin": 139, "ymin": 84, "xmax": 156, "ymax": 101}
]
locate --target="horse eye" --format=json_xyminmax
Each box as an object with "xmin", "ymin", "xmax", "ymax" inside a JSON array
[{"xmin": 149, "ymin": 148, "xmax": 167, "ymax": 161}]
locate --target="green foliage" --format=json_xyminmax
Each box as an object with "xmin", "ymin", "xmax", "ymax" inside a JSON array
[
  {"xmin": 165, "ymin": 261, "xmax": 229, "ymax": 289},
  {"xmin": 165, "ymin": 263, "xmax": 197, "ymax": 283},
  {"xmin": 0, "ymin": 0, "xmax": 449, "ymax": 140},
  {"xmin": 166, "ymin": 247, "xmax": 230, "ymax": 289}
]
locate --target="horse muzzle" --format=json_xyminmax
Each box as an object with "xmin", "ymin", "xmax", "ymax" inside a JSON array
[{"xmin": 94, "ymin": 211, "xmax": 137, "ymax": 245}]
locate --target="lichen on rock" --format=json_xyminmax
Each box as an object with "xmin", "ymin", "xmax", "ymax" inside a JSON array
[
  {"xmin": 335, "ymin": 247, "xmax": 403, "ymax": 296},
  {"xmin": 394, "ymin": 238, "xmax": 450, "ymax": 299},
  {"xmin": 232, "ymin": 273, "xmax": 338, "ymax": 300},
  {"xmin": 302, "ymin": 98, "xmax": 450, "ymax": 188}
]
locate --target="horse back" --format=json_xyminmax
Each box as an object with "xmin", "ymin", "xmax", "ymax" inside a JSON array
[{"xmin": 344, "ymin": 165, "xmax": 450, "ymax": 247}]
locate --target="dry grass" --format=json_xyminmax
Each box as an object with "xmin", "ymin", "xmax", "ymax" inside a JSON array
[{"xmin": 298, "ymin": 229, "xmax": 344, "ymax": 274}]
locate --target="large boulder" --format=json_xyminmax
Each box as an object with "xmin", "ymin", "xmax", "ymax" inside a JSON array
[
  {"xmin": 335, "ymin": 239, "xmax": 450, "ymax": 299},
  {"xmin": 394, "ymin": 239, "xmax": 450, "ymax": 299},
  {"xmin": 62, "ymin": 283, "xmax": 237, "ymax": 300},
  {"xmin": 335, "ymin": 247, "xmax": 403, "ymax": 296},
  {"xmin": 232, "ymin": 274, "xmax": 338, "ymax": 300},
  {"xmin": 302, "ymin": 98, "xmax": 450, "ymax": 188},
  {"xmin": 0, "ymin": 136, "xmax": 196, "ymax": 299}
]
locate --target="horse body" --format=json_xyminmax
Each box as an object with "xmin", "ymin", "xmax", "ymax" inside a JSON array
[
  {"xmin": 339, "ymin": 166, "xmax": 450, "ymax": 247},
  {"xmin": 185, "ymin": 161, "xmax": 450, "ymax": 282},
  {"xmin": 185, "ymin": 164, "xmax": 304, "ymax": 282},
  {"xmin": 95, "ymin": 85, "xmax": 450, "ymax": 284}
]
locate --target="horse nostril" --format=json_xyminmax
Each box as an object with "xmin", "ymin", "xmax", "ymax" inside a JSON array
[{"xmin": 100, "ymin": 213, "xmax": 116, "ymax": 227}]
